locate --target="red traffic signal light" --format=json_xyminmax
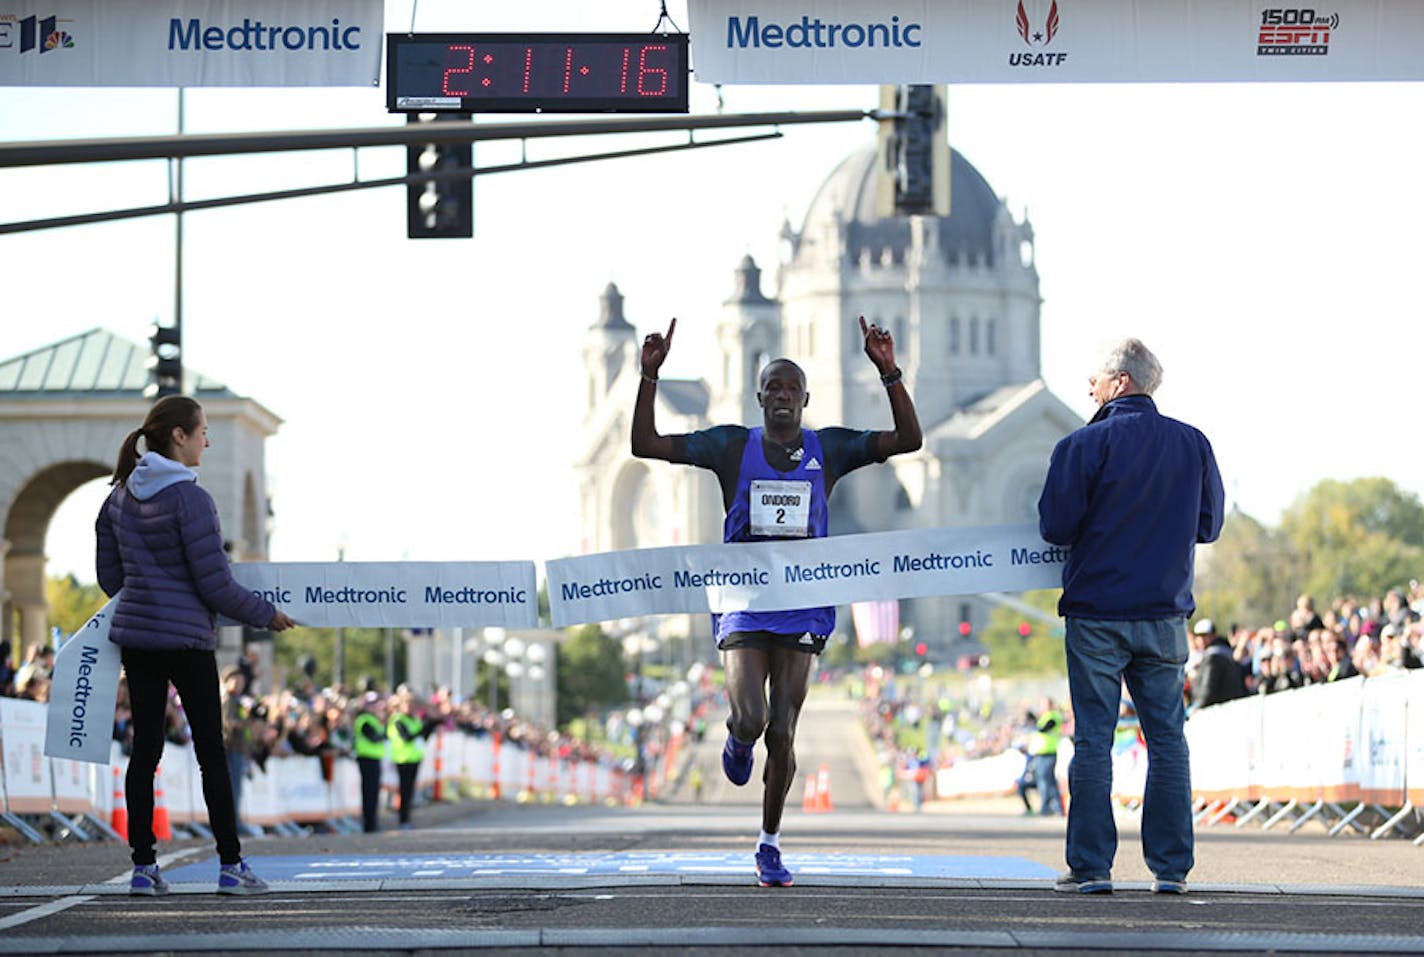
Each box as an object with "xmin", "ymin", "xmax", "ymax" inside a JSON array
[
  {"xmin": 1018, "ymin": 622, "xmax": 1032, "ymax": 639},
  {"xmin": 914, "ymin": 641, "xmax": 928, "ymax": 657},
  {"xmin": 957, "ymin": 621, "xmax": 971, "ymax": 637}
]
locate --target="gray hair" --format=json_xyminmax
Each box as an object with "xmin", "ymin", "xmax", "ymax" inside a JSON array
[{"xmin": 1101, "ymin": 338, "xmax": 1163, "ymax": 395}]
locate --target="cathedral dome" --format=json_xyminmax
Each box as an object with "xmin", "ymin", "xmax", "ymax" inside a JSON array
[{"xmin": 796, "ymin": 147, "xmax": 1004, "ymax": 267}]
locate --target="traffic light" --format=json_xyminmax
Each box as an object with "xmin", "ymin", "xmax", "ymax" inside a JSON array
[
  {"xmin": 406, "ymin": 112, "xmax": 473, "ymax": 239},
  {"xmin": 875, "ymin": 84, "xmax": 951, "ymax": 218},
  {"xmin": 914, "ymin": 641, "xmax": 928, "ymax": 657},
  {"xmin": 1018, "ymin": 622, "xmax": 1033, "ymax": 642},
  {"xmin": 143, "ymin": 321, "xmax": 182, "ymax": 400},
  {"xmin": 958, "ymin": 621, "xmax": 972, "ymax": 638}
]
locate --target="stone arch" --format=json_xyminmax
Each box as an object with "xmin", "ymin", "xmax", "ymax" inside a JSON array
[{"xmin": 0, "ymin": 329, "xmax": 281, "ymax": 653}]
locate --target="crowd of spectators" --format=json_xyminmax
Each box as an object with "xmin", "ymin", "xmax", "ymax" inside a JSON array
[{"xmin": 1187, "ymin": 582, "xmax": 1424, "ymax": 710}]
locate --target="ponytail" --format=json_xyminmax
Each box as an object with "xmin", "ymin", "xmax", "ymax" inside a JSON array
[
  {"xmin": 110, "ymin": 395, "xmax": 203, "ymax": 487},
  {"xmin": 110, "ymin": 429, "xmax": 145, "ymax": 487}
]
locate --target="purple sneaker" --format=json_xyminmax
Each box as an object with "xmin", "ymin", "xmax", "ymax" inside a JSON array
[
  {"xmin": 721, "ymin": 735, "xmax": 754, "ymax": 786},
  {"xmin": 755, "ymin": 844, "xmax": 793, "ymax": 887}
]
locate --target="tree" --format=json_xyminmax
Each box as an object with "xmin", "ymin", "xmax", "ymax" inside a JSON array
[
  {"xmin": 554, "ymin": 624, "xmax": 628, "ymax": 726},
  {"xmin": 45, "ymin": 574, "xmax": 107, "ymax": 639},
  {"xmin": 1195, "ymin": 507, "xmax": 1303, "ymax": 630},
  {"xmin": 979, "ymin": 589, "xmax": 1066, "ymax": 676},
  {"xmin": 1279, "ymin": 477, "xmax": 1424, "ymax": 602},
  {"xmin": 271, "ymin": 627, "xmax": 389, "ymax": 691}
]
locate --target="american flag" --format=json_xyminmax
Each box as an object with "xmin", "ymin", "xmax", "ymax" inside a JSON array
[{"xmin": 851, "ymin": 600, "xmax": 900, "ymax": 647}]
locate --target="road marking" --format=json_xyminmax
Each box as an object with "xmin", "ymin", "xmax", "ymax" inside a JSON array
[{"xmin": 0, "ymin": 895, "xmax": 94, "ymax": 932}]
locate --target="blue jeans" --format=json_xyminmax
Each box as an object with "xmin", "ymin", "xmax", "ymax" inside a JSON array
[
  {"xmin": 1031, "ymin": 753, "xmax": 1062, "ymax": 815},
  {"xmin": 1064, "ymin": 617, "xmax": 1193, "ymax": 882}
]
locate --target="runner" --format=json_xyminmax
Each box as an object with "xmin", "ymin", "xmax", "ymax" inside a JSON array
[{"xmin": 632, "ymin": 316, "xmax": 921, "ymax": 887}]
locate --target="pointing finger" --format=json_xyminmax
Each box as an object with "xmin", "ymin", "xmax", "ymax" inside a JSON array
[
  {"xmin": 858, "ymin": 315, "xmax": 869, "ymax": 337},
  {"xmin": 666, "ymin": 317, "xmax": 677, "ymax": 345}
]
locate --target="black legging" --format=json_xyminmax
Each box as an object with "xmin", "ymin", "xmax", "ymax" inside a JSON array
[
  {"xmin": 121, "ymin": 646, "xmax": 240, "ymax": 866},
  {"xmin": 396, "ymin": 762, "xmax": 419, "ymax": 825},
  {"xmin": 358, "ymin": 757, "xmax": 382, "ymax": 832}
]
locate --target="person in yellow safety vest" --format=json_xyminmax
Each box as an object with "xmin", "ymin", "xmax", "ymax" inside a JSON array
[
  {"xmin": 388, "ymin": 688, "xmax": 435, "ymax": 830},
  {"xmin": 1028, "ymin": 697, "xmax": 1065, "ymax": 816},
  {"xmin": 352, "ymin": 693, "xmax": 388, "ymax": 833}
]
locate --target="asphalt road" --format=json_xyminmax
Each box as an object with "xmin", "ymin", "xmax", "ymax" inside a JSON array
[{"xmin": 2, "ymin": 696, "xmax": 1422, "ymax": 955}]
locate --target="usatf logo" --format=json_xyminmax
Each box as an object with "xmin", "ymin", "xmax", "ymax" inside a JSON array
[
  {"xmin": 0, "ymin": 14, "xmax": 77, "ymax": 53},
  {"xmin": 1257, "ymin": 7, "xmax": 1337, "ymax": 56},
  {"xmin": 1009, "ymin": 1, "xmax": 1067, "ymax": 68}
]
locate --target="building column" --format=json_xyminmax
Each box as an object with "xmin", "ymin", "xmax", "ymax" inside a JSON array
[{"xmin": 5, "ymin": 549, "xmax": 49, "ymax": 652}]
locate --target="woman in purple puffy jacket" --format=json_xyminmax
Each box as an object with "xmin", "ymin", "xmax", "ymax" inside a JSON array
[{"xmin": 96, "ymin": 395, "xmax": 295, "ymax": 897}]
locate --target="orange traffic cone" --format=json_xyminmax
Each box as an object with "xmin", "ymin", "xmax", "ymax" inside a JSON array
[
  {"xmin": 152, "ymin": 765, "xmax": 173, "ymax": 841},
  {"xmin": 801, "ymin": 775, "xmax": 819, "ymax": 812},
  {"xmin": 814, "ymin": 764, "xmax": 833, "ymax": 812},
  {"xmin": 110, "ymin": 764, "xmax": 128, "ymax": 840}
]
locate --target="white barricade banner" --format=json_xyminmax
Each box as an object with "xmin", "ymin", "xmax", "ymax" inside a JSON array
[
  {"xmin": 546, "ymin": 523, "xmax": 1065, "ymax": 627},
  {"xmin": 230, "ymin": 562, "xmax": 539, "ymax": 629},
  {"xmin": 1313, "ymin": 676, "xmax": 1362, "ymax": 802},
  {"xmin": 689, "ymin": 0, "xmax": 1424, "ymax": 84},
  {"xmin": 0, "ymin": 1, "xmax": 383, "ymax": 87},
  {"xmin": 1186, "ymin": 694, "xmax": 1258, "ymax": 800},
  {"xmin": 0, "ymin": 697, "xmax": 50, "ymax": 813},
  {"xmin": 1407, "ymin": 670, "xmax": 1424, "ymax": 804},
  {"xmin": 1358, "ymin": 670, "xmax": 1409, "ymax": 805},
  {"xmin": 44, "ymin": 596, "xmax": 121, "ymax": 765}
]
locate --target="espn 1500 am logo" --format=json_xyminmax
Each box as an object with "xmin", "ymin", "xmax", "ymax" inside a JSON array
[{"xmin": 1257, "ymin": 7, "xmax": 1338, "ymax": 56}]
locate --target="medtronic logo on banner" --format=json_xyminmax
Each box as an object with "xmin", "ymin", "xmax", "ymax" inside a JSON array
[
  {"xmin": 725, "ymin": 14, "xmax": 922, "ymax": 50},
  {"xmin": 0, "ymin": 0, "xmax": 382, "ymax": 87},
  {"xmin": 167, "ymin": 16, "xmax": 363, "ymax": 54}
]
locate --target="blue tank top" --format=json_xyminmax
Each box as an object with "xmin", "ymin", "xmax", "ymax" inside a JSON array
[{"xmin": 717, "ymin": 428, "xmax": 834, "ymax": 640}]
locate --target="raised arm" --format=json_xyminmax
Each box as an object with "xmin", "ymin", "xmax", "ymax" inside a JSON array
[
  {"xmin": 630, "ymin": 317, "xmax": 678, "ymax": 461},
  {"xmin": 860, "ymin": 316, "xmax": 922, "ymax": 459}
]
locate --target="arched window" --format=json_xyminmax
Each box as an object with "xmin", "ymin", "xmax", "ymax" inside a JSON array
[
  {"xmin": 986, "ymin": 319, "xmax": 997, "ymax": 356},
  {"xmin": 969, "ymin": 318, "xmax": 980, "ymax": 355},
  {"xmin": 949, "ymin": 316, "xmax": 961, "ymax": 355}
]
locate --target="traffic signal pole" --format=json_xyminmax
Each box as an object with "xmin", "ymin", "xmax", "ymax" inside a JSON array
[{"xmin": 0, "ymin": 110, "xmax": 869, "ymax": 235}]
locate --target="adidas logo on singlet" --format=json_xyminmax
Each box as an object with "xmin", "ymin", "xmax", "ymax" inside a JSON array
[
  {"xmin": 805, "ymin": 457, "xmax": 822, "ymax": 470},
  {"xmin": 800, "ymin": 633, "xmax": 815, "ymax": 644}
]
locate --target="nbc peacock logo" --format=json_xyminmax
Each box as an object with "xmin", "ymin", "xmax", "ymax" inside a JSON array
[{"xmin": 0, "ymin": 13, "xmax": 77, "ymax": 54}]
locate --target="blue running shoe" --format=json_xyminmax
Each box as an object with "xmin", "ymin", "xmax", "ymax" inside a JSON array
[
  {"xmin": 1054, "ymin": 871, "xmax": 1112, "ymax": 894},
  {"xmin": 721, "ymin": 735, "xmax": 754, "ymax": 786},
  {"xmin": 218, "ymin": 859, "xmax": 270, "ymax": 895},
  {"xmin": 755, "ymin": 844, "xmax": 793, "ymax": 887},
  {"xmin": 1152, "ymin": 878, "xmax": 1188, "ymax": 895},
  {"xmin": 130, "ymin": 864, "xmax": 169, "ymax": 896}
]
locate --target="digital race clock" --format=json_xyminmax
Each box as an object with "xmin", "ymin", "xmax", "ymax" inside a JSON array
[{"xmin": 386, "ymin": 33, "xmax": 690, "ymax": 113}]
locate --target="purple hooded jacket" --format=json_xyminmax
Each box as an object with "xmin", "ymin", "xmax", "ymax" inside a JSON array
[{"xmin": 95, "ymin": 451, "xmax": 276, "ymax": 651}]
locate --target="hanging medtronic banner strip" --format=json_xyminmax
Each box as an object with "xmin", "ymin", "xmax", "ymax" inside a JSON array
[
  {"xmin": 0, "ymin": 0, "xmax": 383, "ymax": 88},
  {"xmin": 545, "ymin": 522, "xmax": 1067, "ymax": 627},
  {"xmin": 687, "ymin": 0, "xmax": 1424, "ymax": 85},
  {"xmin": 230, "ymin": 562, "xmax": 539, "ymax": 628}
]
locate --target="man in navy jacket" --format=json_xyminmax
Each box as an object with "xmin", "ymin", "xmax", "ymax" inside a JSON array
[{"xmin": 1038, "ymin": 338, "xmax": 1224, "ymax": 896}]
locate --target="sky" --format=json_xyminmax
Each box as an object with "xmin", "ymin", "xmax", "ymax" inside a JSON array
[{"xmin": 5, "ymin": 1, "xmax": 1423, "ymax": 585}]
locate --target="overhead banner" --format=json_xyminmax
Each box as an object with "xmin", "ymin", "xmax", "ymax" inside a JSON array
[
  {"xmin": 545, "ymin": 522, "xmax": 1066, "ymax": 627},
  {"xmin": 0, "ymin": 0, "xmax": 383, "ymax": 87},
  {"xmin": 230, "ymin": 561, "xmax": 539, "ymax": 629},
  {"xmin": 688, "ymin": 0, "xmax": 1424, "ymax": 84},
  {"xmin": 43, "ymin": 595, "xmax": 121, "ymax": 765}
]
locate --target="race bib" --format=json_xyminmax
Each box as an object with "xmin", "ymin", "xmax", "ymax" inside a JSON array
[{"xmin": 750, "ymin": 479, "xmax": 812, "ymax": 538}]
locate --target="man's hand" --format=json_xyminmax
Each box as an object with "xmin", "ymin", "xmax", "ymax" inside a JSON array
[
  {"xmin": 860, "ymin": 316, "xmax": 896, "ymax": 375},
  {"xmin": 641, "ymin": 317, "xmax": 677, "ymax": 378}
]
